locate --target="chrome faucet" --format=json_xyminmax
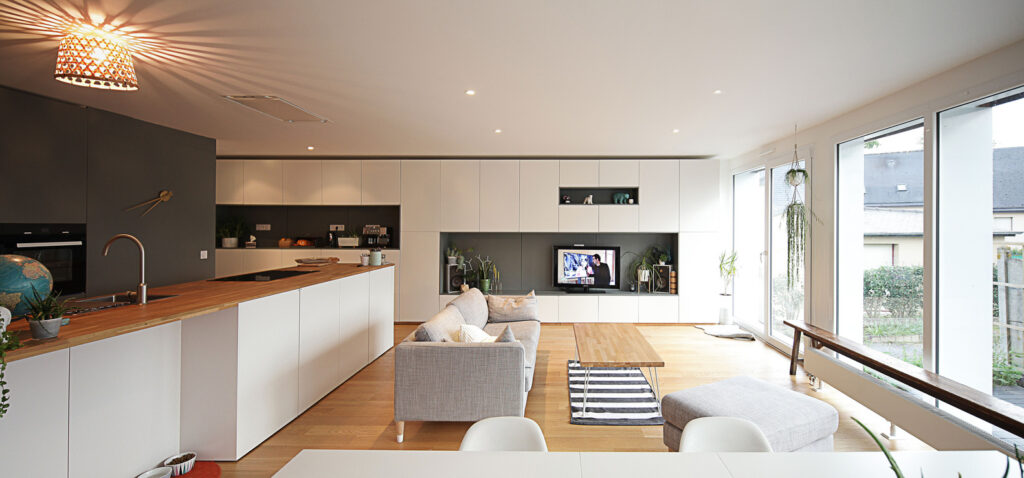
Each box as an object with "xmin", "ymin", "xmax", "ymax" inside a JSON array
[{"xmin": 102, "ymin": 234, "xmax": 147, "ymax": 304}]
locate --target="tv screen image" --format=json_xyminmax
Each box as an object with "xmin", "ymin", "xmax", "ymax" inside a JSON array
[{"xmin": 554, "ymin": 247, "xmax": 618, "ymax": 289}]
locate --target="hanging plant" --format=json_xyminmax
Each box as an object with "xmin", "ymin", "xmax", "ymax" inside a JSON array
[{"xmin": 782, "ymin": 126, "xmax": 814, "ymax": 290}]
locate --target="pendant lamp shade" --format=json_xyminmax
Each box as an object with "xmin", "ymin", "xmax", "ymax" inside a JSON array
[{"xmin": 54, "ymin": 25, "xmax": 138, "ymax": 91}]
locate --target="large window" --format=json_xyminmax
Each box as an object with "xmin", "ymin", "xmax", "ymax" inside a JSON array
[
  {"xmin": 837, "ymin": 120, "xmax": 925, "ymax": 367},
  {"xmin": 770, "ymin": 161, "xmax": 806, "ymax": 340},
  {"xmin": 937, "ymin": 86, "xmax": 1024, "ymax": 443},
  {"xmin": 733, "ymin": 168, "xmax": 766, "ymax": 330}
]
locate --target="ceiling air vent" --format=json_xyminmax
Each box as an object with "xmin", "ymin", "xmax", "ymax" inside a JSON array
[{"xmin": 223, "ymin": 95, "xmax": 329, "ymax": 123}]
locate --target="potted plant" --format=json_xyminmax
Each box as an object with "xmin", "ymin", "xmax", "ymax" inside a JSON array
[
  {"xmin": 624, "ymin": 246, "xmax": 668, "ymax": 293},
  {"xmin": 472, "ymin": 255, "xmax": 499, "ymax": 294},
  {"xmin": 216, "ymin": 215, "xmax": 247, "ymax": 249},
  {"xmin": 25, "ymin": 287, "xmax": 68, "ymax": 340},
  {"xmin": 445, "ymin": 245, "xmax": 460, "ymax": 266},
  {"xmin": 0, "ymin": 306, "xmax": 22, "ymax": 420},
  {"xmin": 718, "ymin": 251, "xmax": 738, "ymax": 325}
]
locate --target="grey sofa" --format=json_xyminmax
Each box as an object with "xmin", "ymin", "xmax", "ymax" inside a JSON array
[{"xmin": 393, "ymin": 288, "xmax": 540, "ymax": 442}]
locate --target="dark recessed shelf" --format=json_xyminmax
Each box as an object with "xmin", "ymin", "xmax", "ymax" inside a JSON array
[{"xmin": 559, "ymin": 187, "xmax": 639, "ymax": 205}]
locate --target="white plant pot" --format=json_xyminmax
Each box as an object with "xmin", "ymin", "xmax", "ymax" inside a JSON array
[
  {"xmin": 447, "ymin": 256, "xmax": 458, "ymax": 265},
  {"xmin": 718, "ymin": 294, "xmax": 733, "ymax": 325},
  {"xmin": 221, "ymin": 237, "xmax": 238, "ymax": 248}
]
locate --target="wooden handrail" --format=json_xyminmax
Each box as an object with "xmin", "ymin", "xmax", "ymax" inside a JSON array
[{"xmin": 785, "ymin": 319, "xmax": 1024, "ymax": 438}]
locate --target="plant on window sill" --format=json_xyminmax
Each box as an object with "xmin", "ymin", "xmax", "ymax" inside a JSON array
[{"xmin": 0, "ymin": 309, "xmax": 22, "ymax": 420}]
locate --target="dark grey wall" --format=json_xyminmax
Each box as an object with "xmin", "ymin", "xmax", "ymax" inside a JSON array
[
  {"xmin": 216, "ymin": 205, "xmax": 400, "ymax": 248},
  {"xmin": 86, "ymin": 108, "xmax": 215, "ymax": 295},
  {"xmin": 440, "ymin": 232, "xmax": 677, "ymax": 292},
  {"xmin": 0, "ymin": 86, "xmax": 216, "ymax": 296},
  {"xmin": 0, "ymin": 87, "xmax": 88, "ymax": 223}
]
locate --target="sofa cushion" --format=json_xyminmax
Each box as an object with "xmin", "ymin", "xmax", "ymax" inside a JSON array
[
  {"xmin": 496, "ymin": 325, "xmax": 516, "ymax": 342},
  {"xmin": 449, "ymin": 288, "xmax": 489, "ymax": 329},
  {"xmin": 661, "ymin": 376, "xmax": 838, "ymax": 452},
  {"xmin": 458, "ymin": 324, "xmax": 497, "ymax": 343},
  {"xmin": 486, "ymin": 291, "xmax": 539, "ymax": 323},
  {"xmin": 414, "ymin": 305, "xmax": 466, "ymax": 342},
  {"xmin": 484, "ymin": 320, "xmax": 539, "ymax": 368}
]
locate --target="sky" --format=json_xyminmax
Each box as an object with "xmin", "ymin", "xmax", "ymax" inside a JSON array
[{"xmin": 867, "ymin": 96, "xmax": 1024, "ymax": 153}]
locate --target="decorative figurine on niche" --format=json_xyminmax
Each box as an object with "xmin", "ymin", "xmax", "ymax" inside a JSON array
[
  {"xmin": 562, "ymin": 195, "xmax": 571, "ymax": 204},
  {"xmin": 583, "ymin": 195, "xmax": 594, "ymax": 204},
  {"xmin": 612, "ymin": 192, "xmax": 631, "ymax": 204},
  {"xmin": 628, "ymin": 198, "xmax": 634, "ymax": 204}
]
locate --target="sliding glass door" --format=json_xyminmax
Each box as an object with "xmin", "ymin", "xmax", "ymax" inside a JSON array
[{"xmin": 733, "ymin": 168, "xmax": 766, "ymax": 331}]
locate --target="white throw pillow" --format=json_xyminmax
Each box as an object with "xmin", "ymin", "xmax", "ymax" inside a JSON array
[{"xmin": 458, "ymin": 324, "xmax": 497, "ymax": 343}]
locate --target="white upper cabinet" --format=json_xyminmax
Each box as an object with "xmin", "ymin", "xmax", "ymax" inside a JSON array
[
  {"xmin": 519, "ymin": 160, "xmax": 560, "ymax": 232},
  {"xmin": 243, "ymin": 160, "xmax": 283, "ymax": 204},
  {"xmin": 361, "ymin": 160, "xmax": 401, "ymax": 205},
  {"xmin": 216, "ymin": 160, "xmax": 244, "ymax": 204},
  {"xmin": 559, "ymin": 160, "xmax": 599, "ymax": 186},
  {"xmin": 479, "ymin": 160, "xmax": 519, "ymax": 232},
  {"xmin": 282, "ymin": 160, "xmax": 323, "ymax": 205},
  {"xmin": 441, "ymin": 160, "xmax": 480, "ymax": 231},
  {"xmin": 401, "ymin": 160, "xmax": 441, "ymax": 232},
  {"xmin": 599, "ymin": 160, "xmax": 639, "ymax": 187},
  {"xmin": 639, "ymin": 160, "xmax": 680, "ymax": 232},
  {"xmin": 559, "ymin": 205, "xmax": 599, "ymax": 232},
  {"xmin": 679, "ymin": 160, "xmax": 721, "ymax": 232},
  {"xmin": 322, "ymin": 161, "xmax": 361, "ymax": 205},
  {"xmin": 598, "ymin": 205, "xmax": 638, "ymax": 232}
]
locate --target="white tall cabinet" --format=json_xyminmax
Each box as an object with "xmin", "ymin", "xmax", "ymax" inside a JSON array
[
  {"xmin": 398, "ymin": 231, "xmax": 439, "ymax": 322},
  {"xmin": 599, "ymin": 160, "xmax": 639, "ymax": 186},
  {"xmin": 243, "ymin": 159, "xmax": 284, "ymax": 204},
  {"xmin": 479, "ymin": 160, "xmax": 520, "ymax": 231},
  {"xmin": 441, "ymin": 160, "xmax": 480, "ymax": 231},
  {"xmin": 559, "ymin": 160, "xmax": 599, "ymax": 186},
  {"xmin": 519, "ymin": 160, "xmax": 560, "ymax": 231},
  {"xmin": 639, "ymin": 160, "xmax": 680, "ymax": 232},
  {"xmin": 216, "ymin": 159, "xmax": 244, "ymax": 204},
  {"xmin": 401, "ymin": 160, "xmax": 441, "ymax": 231}
]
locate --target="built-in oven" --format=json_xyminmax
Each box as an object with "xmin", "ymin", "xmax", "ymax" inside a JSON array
[{"xmin": 0, "ymin": 224, "xmax": 87, "ymax": 296}]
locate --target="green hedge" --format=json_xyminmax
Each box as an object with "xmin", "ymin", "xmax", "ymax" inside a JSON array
[{"xmin": 863, "ymin": 266, "xmax": 924, "ymax": 319}]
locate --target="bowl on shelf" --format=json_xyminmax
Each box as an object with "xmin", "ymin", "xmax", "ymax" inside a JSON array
[
  {"xmin": 137, "ymin": 467, "xmax": 172, "ymax": 478},
  {"xmin": 162, "ymin": 451, "xmax": 197, "ymax": 476}
]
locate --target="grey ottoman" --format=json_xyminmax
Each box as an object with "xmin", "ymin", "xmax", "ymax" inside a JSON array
[{"xmin": 662, "ymin": 376, "xmax": 838, "ymax": 452}]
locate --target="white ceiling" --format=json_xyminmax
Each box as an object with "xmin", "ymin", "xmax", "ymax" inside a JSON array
[{"xmin": 1, "ymin": 0, "xmax": 1023, "ymax": 158}]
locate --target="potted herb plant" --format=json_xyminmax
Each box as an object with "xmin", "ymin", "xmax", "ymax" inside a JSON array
[
  {"xmin": 26, "ymin": 287, "xmax": 68, "ymax": 340},
  {"xmin": 718, "ymin": 251, "xmax": 738, "ymax": 325},
  {"xmin": 0, "ymin": 305, "xmax": 22, "ymax": 420},
  {"xmin": 216, "ymin": 215, "xmax": 247, "ymax": 249}
]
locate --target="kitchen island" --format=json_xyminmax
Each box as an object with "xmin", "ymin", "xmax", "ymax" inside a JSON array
[{"xmin": 0, "ymin": 263, "xmax": 395, "ymax": 478}]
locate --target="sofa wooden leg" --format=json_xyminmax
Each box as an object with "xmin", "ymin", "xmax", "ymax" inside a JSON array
[{"xmin": 396, "ymin": 420, "xmax": 405, "ymax": 443}]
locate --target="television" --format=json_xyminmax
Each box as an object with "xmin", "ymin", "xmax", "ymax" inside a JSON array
[{"xmin": 553, "ymin": 245, "xmax": 620, "ymax": 292}]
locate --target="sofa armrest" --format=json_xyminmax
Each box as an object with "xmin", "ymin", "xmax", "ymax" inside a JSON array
[{"xmin": 394, "ymin": 341, "xmax": 526, "ymax": 422}]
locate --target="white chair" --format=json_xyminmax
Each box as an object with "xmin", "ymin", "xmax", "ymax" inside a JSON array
[
  {"xmin": 679, "ymin": 416, "xmax": 773, "ymax": 452},
  {"xmin": 459, "ymin": 417, "xmax": 549, "ymax": 451}
]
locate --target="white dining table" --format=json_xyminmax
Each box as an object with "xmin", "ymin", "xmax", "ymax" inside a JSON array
[{"xmin": 272, "ymin": 449, "xmax": 1011, "ymax": 477}]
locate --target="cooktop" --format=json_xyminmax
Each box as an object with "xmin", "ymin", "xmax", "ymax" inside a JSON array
[{"xmin": 212, "ymin": 270, "xmax": 319, "ymax": 282}]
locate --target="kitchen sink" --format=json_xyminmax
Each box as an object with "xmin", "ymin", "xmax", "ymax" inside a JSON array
[
  {"xmin": 211, "ymin": 269, "xmax": 319, "ymax": 282},
  {"xmin": 66, "ymin": 292, "xmax": 178, "ymax": 315}
]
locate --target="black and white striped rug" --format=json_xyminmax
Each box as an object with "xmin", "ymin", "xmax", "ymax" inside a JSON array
[{"xmin": 568, "ymin": 360, "xmax": 665, "ymax": 426}]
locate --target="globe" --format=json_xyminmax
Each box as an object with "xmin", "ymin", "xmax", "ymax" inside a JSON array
[{"xmin": 0, "ymin": 254, "xmax": 53, "ymax": 317}]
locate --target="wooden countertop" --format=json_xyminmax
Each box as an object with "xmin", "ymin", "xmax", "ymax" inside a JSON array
[{"xmin": 5, "ymin": 263, "xmax": 395, "ymax": 362}]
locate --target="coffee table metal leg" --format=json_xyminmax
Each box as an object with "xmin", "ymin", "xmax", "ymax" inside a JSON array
[{"xmin": 650, "ymin": 367, "xmax": 662, "ymax": 413}]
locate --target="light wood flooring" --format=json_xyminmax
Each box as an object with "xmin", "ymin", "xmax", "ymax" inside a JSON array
[{"xmin": 218, "ymin": 324, "xmax": 930, "ymax": 477}]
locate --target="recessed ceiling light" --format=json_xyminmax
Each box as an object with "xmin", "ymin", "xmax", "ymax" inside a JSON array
[
  {"xmin": 494, "ymin": 129, "xmax": 502, "ymax": 134},
  {"xmin": 465, "ymin": 89, "xmax": 476, "ymax": 96},
  {"xmin": 306, "ymin": 146, "xmax": 315, "ymax": 151},
  {"xmin": 713, "ymin": 89, "xmax": 723, "ymax": 95},
  {"xmin": 672, "ymin": 129, "xmax": 680, "ymax": 134}
]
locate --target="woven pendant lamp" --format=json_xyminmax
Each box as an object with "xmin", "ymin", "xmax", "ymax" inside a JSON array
[{"xmin": 54, "ymin": 24, "xmax": 138, "ymax": 91}]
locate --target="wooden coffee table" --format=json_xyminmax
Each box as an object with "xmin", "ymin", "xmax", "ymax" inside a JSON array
[{"xmin": 572, "ymin": 323, "xmax": 665, "ymax": 414}]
